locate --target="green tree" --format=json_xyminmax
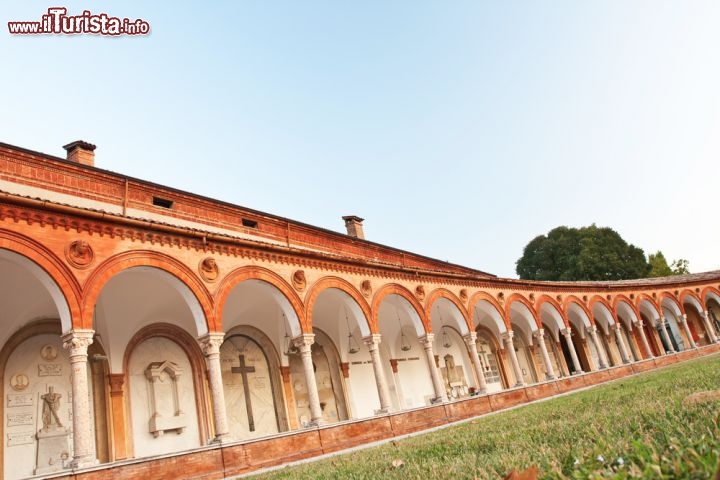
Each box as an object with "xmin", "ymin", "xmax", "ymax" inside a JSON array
[
  {"xmin": 516, "ymin": 225, "xmax": 651, "ymax": 281},
  {"xmin": 671, "ymin": 258, "xmax": 690, "ymax": 275},
  {"xmin": 648, "ymin": 251, "xmax": 673, "ymax": 277}
]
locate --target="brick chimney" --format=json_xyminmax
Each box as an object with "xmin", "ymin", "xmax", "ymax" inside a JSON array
[
  {"xmin": 63, "ymin": 140, "xmax": 96, "ymax": 166},
  {"xmin": 342, "ymin": 215, "xmax": 365, "ymax": 239}
]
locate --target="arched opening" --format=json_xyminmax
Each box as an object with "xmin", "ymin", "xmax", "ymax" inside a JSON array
[
  {"xmin": 309, "ymin": 287, "xmax": 372, "ymax": 418},
  {"xmin": 376, "ymin": 293, "xmax": 434, "ymax": 409},
  {"xmin": 429, "ymin": 297, "xmax": 473, "ymax": 400},
  {"xmin": 220, "ymin": 326, "xmax": 287, "ymax": 440}
]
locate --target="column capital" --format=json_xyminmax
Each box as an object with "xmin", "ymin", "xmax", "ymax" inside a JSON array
[
  {"xmin": 589, "ymin": 324, "xmax": 599, "ymax": 334},
  {"xmin": 420, "ymin": 333, "xmax": 435, "ymax": 347},
  {"xmin": 635, "ymin": 320, "xmax": 645, "ymax": 327},
  {"xmin": 362, "ymin": 334, "xmax": 382, "ymax": 347},
  {"xmin": 292, "ymin": 333, "xmax": 315, "ymax": 351},
  {"xmin": 501, "ymin": 330, "xmax": 514, "ymax": 341},
  {"xmin": 680, "ymin": 313, "xmax": 688, "ymax": 322},
  {"xmin": 463, "ymin": 331, "xmax": 477, "ymax": 344},
  {"xmin": 62, "ymin": 329, "xmax": 94, "ymax": 358},
  {"xmin": 562, "ymin": 327, "xmax": 573, "ymax": 337},
  {"xmin": 533, "ymin": 328, "xmax": 545, "ymax": 339},
  {"xmin": 198, "ymin": 332, "xmax": 225, "ymax": 356}
]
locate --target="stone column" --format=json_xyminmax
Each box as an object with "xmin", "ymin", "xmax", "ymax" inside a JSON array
[
  {"xmin": 463, "ymin": 332, "xmax": 487, "ymax": 394},
  {"xmin": 363, "ymin": 335, "xmax": 392, "ymax": 414},
  {"xmin": 612, "ymin": 324, "xmax": 631, "ymax": 363},
  {"xmin": 420, "ymin": 334, "xmax": 447, "ymax": 403},
  {"xmin": 533, "ymin": 329, "xmax": 556, "ymax": 380},
  {"xmin": 634, "ymin": 320, "xmax": 654, "ymax": 359},
  {"xmin": 108, "ymin": 374, "xmax": 127, "ymax": 460},
  {"xmin": 701, "ymin": 311, "xmax": 719, "ymax": 343},
  {"xmin": 293, "ymin": 334, "xmax": 324, "ymax": 425},
  {"xmin": 588, "ymin": 326, "xmax": 607, "ymax": 369},
  {"xmin": 198, "ymin": 332, "xmax": 229, "ymax": 441},
  {"xmin": 658, "ymin": 317, "xmax": 675, "ymax": 353},
  {"xmin": 62, "ymin": 329, "xmax": 98, "ymax": 469},
  {"xmin": 562, "ymin": 328, "xmax": 582, "ymax": 373},
  {"xmin": 679, "ymin": 314, "xmax": 697, "ymax": 349},
  {"xmin": 502, "ymin": 331, "xmax": 525, "ymax": 387}
]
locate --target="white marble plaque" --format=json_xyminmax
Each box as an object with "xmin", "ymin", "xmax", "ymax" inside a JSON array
[
  {"xmin": 7, "ymin": 394, "xmax": 33, "ymax": 408},
  {"xmin": 38, "ymin": 364, "xmax": 63, "ymax": 377},
  {"xmin": 7, "ymin": 431, "xmax": 35, "ymax": 447},
  {"xmin": 7, "ymin": 413, "xmax": 33, "ymax": 427}
]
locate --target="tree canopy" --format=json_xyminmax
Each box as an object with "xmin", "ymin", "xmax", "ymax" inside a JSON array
[{"xmin": 515, "ymin": 225, "xmax": 689, "ymax": 281}]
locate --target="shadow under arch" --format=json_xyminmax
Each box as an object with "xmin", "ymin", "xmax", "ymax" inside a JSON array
[
  {"xmin": 215, "ymin": 266, "xmax": 305, "ymax": 334},
  {"xmin": 83, "ymin": 251, "xmax": 213, "ymax": 334}
]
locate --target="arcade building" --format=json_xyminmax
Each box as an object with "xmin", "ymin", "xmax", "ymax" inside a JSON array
[{"xmin": 0, "ymin": 140, "xmax": 718, "ymax": 479}]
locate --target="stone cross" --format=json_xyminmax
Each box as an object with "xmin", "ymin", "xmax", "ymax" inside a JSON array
[{"xmin": 231, "ymin": 355, "xmax": 256, "ymax": 432}]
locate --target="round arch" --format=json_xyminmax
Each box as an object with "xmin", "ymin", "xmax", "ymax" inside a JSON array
[
  {"xmin": 563, "ymin": 296, "xmax": 592, "ymax": 327},
  {"xmin": 505, "ymin": 294, "xmax": 540, "ymax": 329},
  {"xmin": 537, "ymin": 295, "xmax": 567, "ymax": 331},
  {"xmin": 636, "ymin": 294, "xmax": 661, "ymax": 320},
  {"xmin": 371, "ymin": 284, "xmax": 427, "ymax": 334},
  {"xmin": 680, "ymin": 290, "xmax": 704, "ymax": 313},
  {"xmin": 701, "ymin": 286, "xmax": 720, "ymax": 310},
  {"xmin": 426, "ymin": 288, "xmax": 471, "ymax": 334},
  {"xmin": 215, "ymin": 266, "xmax": 305, "ymax": 334},
  {"xmin": 0, "ymin": 230, "xmax": 82, "ymax": 333},
  {"xmin": 659, "ymin": 293, "xmax": 683, "ymax": 317},
  {"xmin": 83, "ymin": 251, "xmax": 213, "ymax": 335},
  {"xmin": 468, "ymin": 292, "xmax": 508, "ymax": 331},
  {"xmin": 304, "ymin": 276, "xmax": 372, "ymax": 337}
]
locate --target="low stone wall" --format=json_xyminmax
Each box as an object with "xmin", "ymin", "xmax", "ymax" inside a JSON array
[{"xmin": 52, "ymin": 345, "xmax": 720, "ymax": 480}]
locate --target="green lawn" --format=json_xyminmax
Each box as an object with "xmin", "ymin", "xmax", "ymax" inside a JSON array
[{"xmin": 249, "ymin": 354, "xmax": 720, "ymax": 479}]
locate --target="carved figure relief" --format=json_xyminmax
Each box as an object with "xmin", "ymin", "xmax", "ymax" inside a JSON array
[
  {"xmin": 40, "ymin": 344, "xmax": 58, "ymax": 361},
  {"xmin": 9, "ymin": 373, "xmax": 29, "ymax": 391},
  {"xmin": 440, "ymin": 354, "xmax": 468, "ymax": 399},
  {"xmin": 292, "ymin": 270, "xmax": 306, "ymax": 292},
  {"xmin": 64, "ymin": 240, "xmax": 94, "ymax": 269},
  {"xmin": 360, "ymin": 280, "xmax": 372, "ymax": 298},
  {"xmin": 459, "ymin": 289, "xmax": 468, "ymax": 303},
  {"xmin": 198, "ymin": 257, "xmax": 219, "ymax": 282},
  {"xmin": 415, "ymin": 285, "xmax": 425, "ymax": 301},
  {"xmin": 40, "ymin": 386, "xmax": 63, "ymax": 431}
]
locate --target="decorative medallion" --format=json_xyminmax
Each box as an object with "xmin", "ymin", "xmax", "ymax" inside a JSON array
[
  {"xmin": 556, "ymin": 295, "xmax": 562, "ymax": 303},
  {"xmin": 497, "ymin": 292, "xmax": 505, "ymax": 304},
  {"xmin": 652, "ymin": 292, "xmax": 657, "ymax": 299},
  {"xmin": 459, "ymin": 289, "xmax": 468, "ymax": 303},
  {"xmin": 292, "ymin": 270, "xmax": 306, "ymax": 292},
  {"xmin": 198, "ymin": 257, "xmax": 219, "ymax": 282},
  {"xmin": 628, "ymin": 293, "xmax": 634, "ymax": 300},
  {"xmin": 582, "ymin": 295, "xmax": 588, "ymax": 303},
  {"xmin": 528, "ymin": 293, "xmax": 535, "ymax": 304},
  {"xmin": 9, "ymin": 373, "xmax": 29, "ymax": 392},
  {"xmin": 64, "ymin": 240, "xmax": 94, "ymax": 269},
  {"xmin": 40, "ymin": 344, "xmax": 58, "ymax": 361},
  {"xmin": 360, "ymin": 280, "xmax": 372, "ymax": 298},
  {"xmin": 415, "ymin": 285, "xmax": 425, "ymax": 301}
]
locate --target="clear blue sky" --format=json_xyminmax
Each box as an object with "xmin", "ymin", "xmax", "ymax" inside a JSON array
[{"xmin": 2, "ymin": 2, "xmax": 718, "ymax": 278}]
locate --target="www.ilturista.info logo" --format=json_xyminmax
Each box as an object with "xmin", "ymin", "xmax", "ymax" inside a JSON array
[{"xmin": 8, "ymin": 7, "xmax": 150, "ymax": 35}]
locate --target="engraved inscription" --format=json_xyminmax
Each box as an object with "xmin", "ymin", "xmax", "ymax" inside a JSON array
[
  {"xmin": 7, "ymin": 413, "xmax": 33, "ymax": 427},
  {"xmin": 7, "ymin": 394, "xmax": 33, "ymax": 408},
  {"xmin": 7, "ymin": 431, "xmax": 35, "ymax": 447},
  {"xmin": 38, "ymin": 364, "xmax": 63, "ymax": 377}
]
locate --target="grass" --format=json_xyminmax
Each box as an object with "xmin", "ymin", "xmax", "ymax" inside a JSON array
[{"xmin": 248, "ymin": 354, "xmax": 720, "ymax": 479}]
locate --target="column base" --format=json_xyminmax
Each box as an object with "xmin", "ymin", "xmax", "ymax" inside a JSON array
[
  {"xmin": 545, "ymin": 374, "xmax": 556, "ymax": 381},
  {"xmin": 374, "ymin": 407, "xmax": 390, "ymax": 415},
  {"xmin": 305, "ymin": 418, "xmax": 325, "ymax": 428},
  {"xmin": 209, "ymin": 433, "xmax": 229, "ymax": 445},
  {"xmin": 69, "ymin": 455, "xmax": 99, "ymax": 470},
  {"xmin": 430, "ymin": 397, "xmax": 445, "ymax": 405}
]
